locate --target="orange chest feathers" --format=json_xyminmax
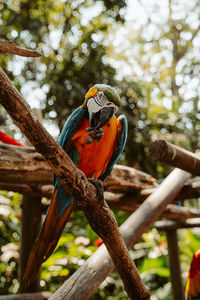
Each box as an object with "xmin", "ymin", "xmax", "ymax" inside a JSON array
[{"xmin": 71, "ymin": 117, "xmax": 120, "ymax": 179}]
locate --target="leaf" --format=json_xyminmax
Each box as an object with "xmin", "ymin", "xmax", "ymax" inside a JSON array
[
  {"xmin": 139, "ymin": 256, "xmax": 166, "ymax": 273},
  {"xmin": 141, "ymin": 267, "xmax": 170, "ymax": 278}
]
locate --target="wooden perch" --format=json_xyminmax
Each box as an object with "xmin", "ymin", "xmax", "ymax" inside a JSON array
[
  {"xmin": 103, "ymin": 165, "xmax": 157, "ymax": 192},
  {"xmin": 0, "ymin": 40, "xmax": 41, "ymax": 57},
  {"xmin": 155, "ymin": 217, "xmax": 200, "ymax": 230},
  {"xmin": 104, "ymin": 193, "xmax": 200, "ymax": 220},
  {"xmin": 161, "ymin": 204, "xmax": 200, "ymax": 220},
  {"xmin": 2, "ymin": 144, "xmax": 200, "ymax": 202},
  {"xmin": 0, "ymin": 143, "xmax": 156, "ymax": 189},
  {"xmin": 0, "ymin": 144, "xmax": 53, "ymax": 184},
  {"xmin": 176, "ymin": 178, "xmax": 200, "ymax": 200},
  {"xmin": 149, "ymin": 140, "xmax": 200, "ymax": 175},
  {"xmin": 50, "ymin": 168, "xmax": 191, "ymax": 300},
  {"xmin": 0, "ymin": 292, "xmax": 51, "ymax": 300},
  {"xmin": 0, "ymin": 182, "xmax": 199, "ymax": 221},
  {"xmin": 0, "ymin": 67, "xmax": 150, "ymax": 299}
]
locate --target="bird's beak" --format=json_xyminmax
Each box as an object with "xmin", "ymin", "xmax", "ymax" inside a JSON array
[{"xmin": 89, "ymin": 107, "xmax": 115, "ymax": 129}]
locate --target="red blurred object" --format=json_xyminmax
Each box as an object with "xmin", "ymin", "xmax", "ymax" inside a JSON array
[
  {"xmin": 157, "ymin": 240, "xmax": 167, "ymax": 248},
  {"xmin": 94, "ymin": 237, "xmax": 103, "ymax": 247},
  {"xmin": 0, "ymin": 131, "xmax": 22, "ymax": 146},
  {"xmin": 189, "ymin": 249, "xmax": 200, "ymax": 278},
  {"xmin": 185, "ymin": 249, "xmax": 200, "ymax": 299},
  {"xmin": 6, "ymin": 269, "xmax": 13, "ymax": 277}
]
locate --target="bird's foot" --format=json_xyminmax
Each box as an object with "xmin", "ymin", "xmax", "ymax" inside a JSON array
[
  {"xmin": 88, "ymin": 178, "xmax": 104, "ymax": 207},
  {"xmin": 86, "ymin": 127, "xmax": 104, "ymax": 144}
]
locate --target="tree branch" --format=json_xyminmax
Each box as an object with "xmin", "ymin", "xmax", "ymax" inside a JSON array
[
  {"xmin": 0, "ymin": 292, "xmax": 51, "ymax": 300},
  {"xmin": 155, "ymin": 218, "xmax": 200, "ymax": 230},
  {"xmin": 0, "ymin": 67, "xmax": 149, "ymax": 299},
  {"xmin": 149, "ymin": 139, "xmax": 200, "ymax": 175},
  {"xmin": 50, "ymin": 168, "xmax": 191, "ymax": 300},
  {"xmin": 0, "ymin": 143, "xmax": 156, "ymax": 190},
  {"xmin": 0, "ymin": 40, "xmax": 41, "ymax": 57}
]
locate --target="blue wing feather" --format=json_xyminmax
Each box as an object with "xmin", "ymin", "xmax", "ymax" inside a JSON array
[
  {"xmin": 58, "ymin": 106, "xmax": 86, "ymax": 149},
  {"xmin": 98, "ymin": 114, "xmax": 128, "ymax": 181},
  {"xmin": 55, "ymin": 106, "xmax": 86, "ymax": 217}
]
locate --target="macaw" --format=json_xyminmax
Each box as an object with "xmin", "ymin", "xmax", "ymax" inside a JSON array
[
  {"xmin": 23, "ymin": 84, "xmax": 127, "ymax": 286},
  {"xmin": 185, "ymin": 249, "xmax": 200, "ymax": 300}
]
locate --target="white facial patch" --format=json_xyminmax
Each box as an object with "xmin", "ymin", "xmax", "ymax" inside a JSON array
[
  {"xmin": 87, "ymin": 97, "xmax": 102, "ymax": 113},
  {"xmin": 87, "ymin": 92, "xmax": 118, "ymax": 113}
]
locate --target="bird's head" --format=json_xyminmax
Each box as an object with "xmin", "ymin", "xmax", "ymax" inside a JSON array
[{"xmin": 83, "ymin": 84, "xmax": 121, "ymax": 129}]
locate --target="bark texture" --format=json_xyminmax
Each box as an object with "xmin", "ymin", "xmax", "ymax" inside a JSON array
[
  {"xmin": 0, "ymin": 292, "xmax": 51, "ymax": 300},
  {"xmin": 150, "ymin": 140, "xmax": 200, "ymax": 175},
  {"xmin": 0, "ymin": 40, "xmax": 41, "ymax": 57},
  {"xmin": 50, "ymin": 168, "xmax": 191, "ymax": 300}
]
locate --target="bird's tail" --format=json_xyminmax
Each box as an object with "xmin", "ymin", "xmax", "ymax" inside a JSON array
[{"xmin": 23, "ymin": 188, "xmax": 74, "ymax": 287}]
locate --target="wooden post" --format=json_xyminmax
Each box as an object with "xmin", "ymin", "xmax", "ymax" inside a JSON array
[
  {"xmin": 19, "ymin": 195, "xmax": 42, "ymax": 292},
  {"xmin": 166, "ymin": 229, "xmax": 184, "ymax": 300},
  {"xmin": 19, "ymin": 109, "xmax": 43, "ymax": 293}
]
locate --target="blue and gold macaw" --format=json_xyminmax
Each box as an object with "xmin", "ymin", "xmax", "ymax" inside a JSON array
[{"xmin": 23, "ymin": 84, "xmax": 127, "ymax": 286}]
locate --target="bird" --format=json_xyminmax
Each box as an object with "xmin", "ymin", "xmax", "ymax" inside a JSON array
[
  {"xmin": 185, "ymin": 249, "xmax": 200, "ymax": 300},
  {"xmin": 23, "ymin": 84, "xmax": 127, "ymax": 286}
]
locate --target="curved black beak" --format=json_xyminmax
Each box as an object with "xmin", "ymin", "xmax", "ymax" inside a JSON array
[{"xmin": 89, "ymin": 107, "xmax": 115, "ymax": 129}]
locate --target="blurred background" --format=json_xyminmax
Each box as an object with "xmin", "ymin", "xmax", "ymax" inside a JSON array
[{"xmin": 0, "ymin": 0, "xmax": 200, "ymax": 299}]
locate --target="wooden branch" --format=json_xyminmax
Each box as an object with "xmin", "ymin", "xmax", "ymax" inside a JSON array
[
  {"xmin": 0, "ymin": 144, "xmax": 53, "ymax": 184},
  {"xmin": 176, "ymin": 178, "xmax": 200, "ymax": 200},
  {"xmin": 50, "ymin": 168, "xmax": 191, "ymax": 300},
  {"xmin": 105, "ymin": 193, "xmax": 200, "ymax": 220},
  {"xmin": 105, "ymin": 191, "xmax": 149, "ymax": 211},
  {"xmin": 103, "ymin": 165, "xmax": 157, "ymax": 192},
  {"xmin": 0, "ymin": 144, "xmax": 156, "ymax": 191},
  {"xmin": 0, "ymin": 182, "xmax": 34, "ymax": 195},
  {"xmin": 154, "ymin": 218, "xmax": 200, "ymax": 230},
  {"xmin": 3, "ymin": 144, "xmax": 200, "ymax": 202},
  {"xmin": 2, "ymin": 178, "xmax": 200, "ymax": 210},
  {"xmin": 161, "ymin": 204, "xmax": 200, "ymax": 220},
  {"xmin": 1, "ymin": 173, "xmax": 200, "ymax": 205},
  {"xmin": 0, "ymin": 68, "xmax": 149, "ymax": 299},
  {"xmin": 1, "ymin": 182, "xmax": 198, "ymax": 221},
  {"xmin": 0, "ymin": 40, "xmax": 41, "ymax": 57},
  {"xmin": 0, "ymin": 292, "xmax": 51, "ymax": 300},
  {"xmin": 149, "ymin": 140, "xmax": 200, "ymax": 175},
  {"xmin": 3, "ymin": 143, "xmax": 200, "ymax": 201}
]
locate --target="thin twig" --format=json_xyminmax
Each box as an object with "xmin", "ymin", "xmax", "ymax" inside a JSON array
[{"xmin": 0, "ymin": 40, "xmax": 41, "ymax": 57}]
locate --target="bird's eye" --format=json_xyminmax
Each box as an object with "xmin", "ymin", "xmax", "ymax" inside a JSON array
[
  {"xmin": 98, "ymin": 91, "xmax": 104, "ymax": 97},
  {"xmin": 95, "ymin": 92, "xmax": 106, "ymax": 106}
]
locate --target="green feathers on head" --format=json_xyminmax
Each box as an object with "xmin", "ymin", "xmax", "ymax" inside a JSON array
[{"xmin": 94, "ymin": 84, "xmax": 121, "ymax": 107}]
